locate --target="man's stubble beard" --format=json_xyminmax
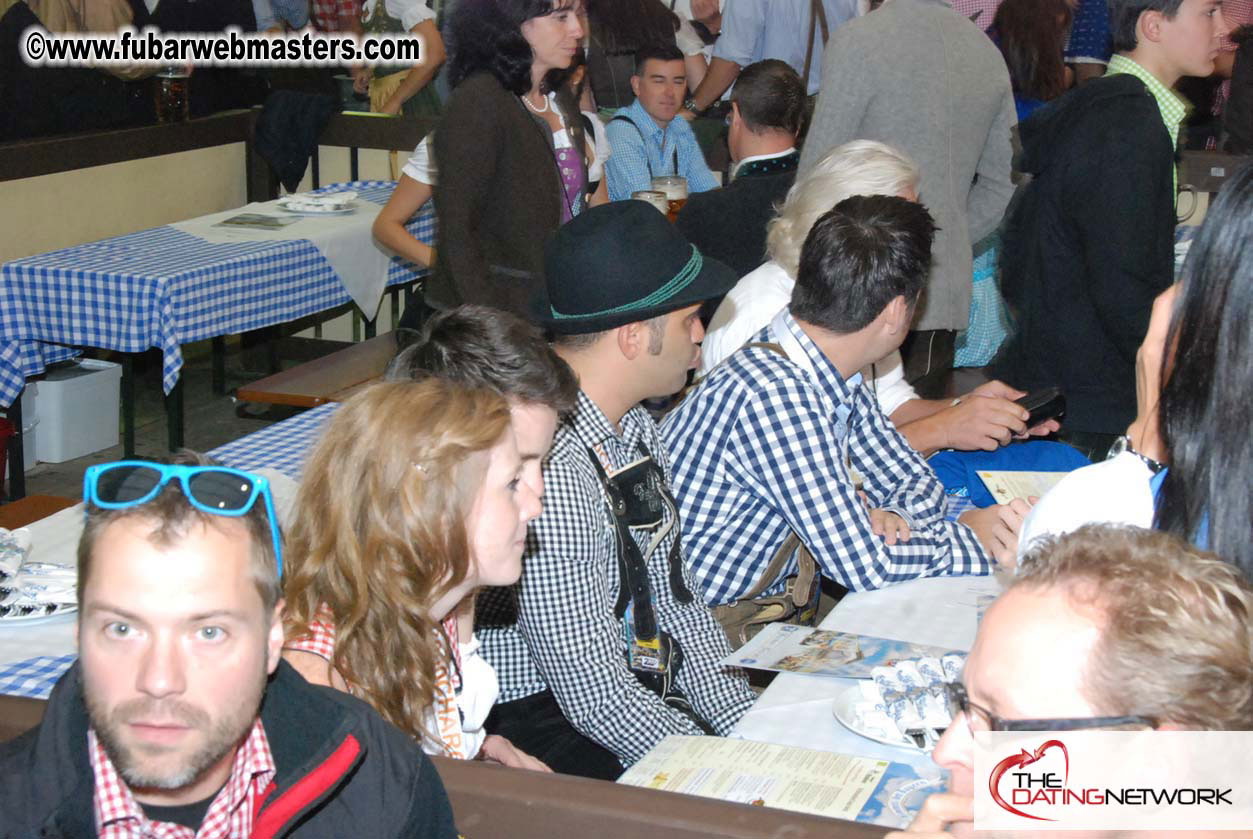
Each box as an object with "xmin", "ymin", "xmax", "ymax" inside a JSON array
[{"xmin": 84, "ymin": 659, "xmax": 268, "ymax": 792}]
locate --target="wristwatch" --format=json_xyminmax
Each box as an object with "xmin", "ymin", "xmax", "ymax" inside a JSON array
[
  {"xmin": 1106, "ymin": 435, "xmax": 1167, "ymax": 474},
  {"xmin": 682, "ymin": 97, "xmax": 701, "ymax": 116}
]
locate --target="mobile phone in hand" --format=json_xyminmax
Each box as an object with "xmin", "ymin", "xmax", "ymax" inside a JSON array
[{"xmin": 1016, "ymin": 387, "xmax": 1066, "ymax": 427}]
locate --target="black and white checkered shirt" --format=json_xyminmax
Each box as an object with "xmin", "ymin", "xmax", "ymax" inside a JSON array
[{"xmin": 477, "ymin": 391, "xmax": 756, "ymax": 766}]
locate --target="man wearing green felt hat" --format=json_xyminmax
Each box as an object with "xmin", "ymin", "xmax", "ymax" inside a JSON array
[{"xmin": 477, "ymin": 200, "xmax": 756, "ymax": 779}]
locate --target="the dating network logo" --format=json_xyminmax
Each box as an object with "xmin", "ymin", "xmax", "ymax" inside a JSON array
[
  {"xmin": 976, "ymin": 731, "xmax": 1250, "ymax": 831},
  {"xmin": 987, "ymin": 737, "xmax": 1233, "ymax": 823}
]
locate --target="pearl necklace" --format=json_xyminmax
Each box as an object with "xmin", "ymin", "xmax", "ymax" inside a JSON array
[{"xmin": 522, "ymin": 91, "xmax": 550, "ymax": 114}]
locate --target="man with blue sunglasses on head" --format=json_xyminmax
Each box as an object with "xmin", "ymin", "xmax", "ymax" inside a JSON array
[{"xmin": 0, "ymin": 452, "xmax": 458, "ymax": 838}]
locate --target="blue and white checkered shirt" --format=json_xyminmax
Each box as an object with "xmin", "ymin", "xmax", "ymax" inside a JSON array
[
  {"xmin": 604, "ymin": 99, "xmax": 720, "ymax": 201},
  {"xmin": 663, "ymin": 312, "xmax": 993, "ymax": 606},
  {"xmin": 477, "ymin": 392, "xmax": 755, "ymax": 766}
]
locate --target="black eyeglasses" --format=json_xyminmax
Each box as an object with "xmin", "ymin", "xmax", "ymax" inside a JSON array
[{"xmin": 944, "ymin": 682, "xmax": 1156, "ymax": 732}]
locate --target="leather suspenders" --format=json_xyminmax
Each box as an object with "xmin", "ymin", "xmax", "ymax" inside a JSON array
[{"xmin": 801, "ymin": 0, "xmax": 831, "ymax": 93}]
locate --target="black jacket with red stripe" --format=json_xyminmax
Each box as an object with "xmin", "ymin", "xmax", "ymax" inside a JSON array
[{"xmin": 0, "ymin": 661, "xmax": 458, "ymax": 839}]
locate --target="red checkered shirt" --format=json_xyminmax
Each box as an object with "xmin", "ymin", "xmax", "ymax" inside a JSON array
[
  {"xmin": 1215, "ymin": 0, "xmax": 1253, "ymax": 116},
  {"xmin": 284, "ymin": 610, "xmax": 341, "ymax": 668},
  {"xmin": 312, "ymin": 0, "xmax": 361, "ymax": 32},
  {"xmin": 950, "ymin": 0, "xmax": 1002, "ymax": 29},
  {"xmin": 89, "ymin": 721, "xmax": 276, "ymax": 839}
]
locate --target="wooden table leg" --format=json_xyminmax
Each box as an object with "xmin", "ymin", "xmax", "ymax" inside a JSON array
[{"xmin": 267, "ymin": 326, "xmax": 281, "ymax": 375}]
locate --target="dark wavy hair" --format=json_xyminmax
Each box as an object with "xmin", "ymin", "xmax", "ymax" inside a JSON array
[
  {"xmin": 587, "ymin": 0, "xmax": 678, "ymax": 56},
  {"xmin": 993, "ymin": 0, "xmax": 1072, "ymax": 103},
  {"xmin": 1155, "ymin": 163, "xmax": 1253, "ymax": 580},
  {"xmin": 447, "ymin": 0, "xmax": 580, "ymax": 95}
]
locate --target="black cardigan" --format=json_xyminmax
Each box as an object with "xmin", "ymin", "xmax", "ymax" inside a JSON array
[
  {"xmin": 428, "ymin": 71, "xmax": 585, "ymax": 321},
  {"xmin": 996, "ymin": 73, "xmax": 1176, "ymax": 435}
]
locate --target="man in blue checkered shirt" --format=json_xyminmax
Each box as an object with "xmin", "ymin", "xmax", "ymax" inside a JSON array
[
  {"xmin": 605, "ymin": 44, "xmax": 720, "ymax": 202},
  {"xmin": 476, "ymin": 201, "xmax": 755, "ymax": 779},
  {"xmin": 664, "ymin": 196, "xmax": 1024, "ymax": 610}
]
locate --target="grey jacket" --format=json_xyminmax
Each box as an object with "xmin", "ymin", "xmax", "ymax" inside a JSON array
[{"xmin": 799, "ymin": 0, "xmax": 1016, "ymax": 331}]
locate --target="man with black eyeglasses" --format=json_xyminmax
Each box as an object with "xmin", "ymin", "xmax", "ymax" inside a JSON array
[
  {"xmin": 889, "ymin": 524, "xmax": 1252, "ymax": 835},
  {"xmin": 0, "ymin": 453, "xmax": 458, "ymax": 838}
]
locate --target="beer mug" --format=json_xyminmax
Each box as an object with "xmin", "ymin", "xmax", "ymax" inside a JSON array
[
  {"xmin": 632, "ymin": 190, "xmax": 670, "ymax": 216},
  {"xmin": 154, "ymin": 66, "xmax": 190, "ymax": 124},
  {"xmin": 651, "ymin": 175, "xmax": 688, "ymax": 222}
]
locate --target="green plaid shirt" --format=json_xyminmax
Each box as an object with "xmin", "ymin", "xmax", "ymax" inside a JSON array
[{"xmin": 1106, "ymin": 54, "xmax": 1188, "ymax": 199}]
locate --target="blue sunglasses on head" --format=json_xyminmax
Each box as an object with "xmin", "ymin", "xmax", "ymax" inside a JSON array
[{"xmin": 83, "ymin": 460, "xmax": 283, "ymax": 579}]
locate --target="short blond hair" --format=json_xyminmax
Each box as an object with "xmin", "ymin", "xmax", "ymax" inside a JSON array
[
  {"xmin": 1015, "ymin": 525, "xmax": 1253, "ymax": 730},
  {"xmin": 766, "ymin": 140, "xmax": 920, "ymax": 279}
]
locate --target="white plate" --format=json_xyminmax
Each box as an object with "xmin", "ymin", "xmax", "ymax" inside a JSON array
[{"xmin": 832, "ymin": 684, "xmax": 924, "ymax": 751}]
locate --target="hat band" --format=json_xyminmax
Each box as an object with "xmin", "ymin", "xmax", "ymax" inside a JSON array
[{"xmin": 550, "ymin": 246, "xmax": 704, "ymax": 321}]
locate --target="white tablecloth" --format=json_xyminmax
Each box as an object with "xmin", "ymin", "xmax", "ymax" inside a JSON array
[{"xmin": 731, "ymin": 573, "xmax": 1007, "ymax": 777}]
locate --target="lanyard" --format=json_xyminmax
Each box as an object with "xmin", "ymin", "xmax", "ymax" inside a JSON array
[{"xmin": 768, "ymin": 309, "xmax": 813, "ymax": 379}]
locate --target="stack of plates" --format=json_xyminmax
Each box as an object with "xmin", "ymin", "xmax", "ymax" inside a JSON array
[{"xmin": 276, "ymin": 191, "xmax": 358, "ymax": 215}]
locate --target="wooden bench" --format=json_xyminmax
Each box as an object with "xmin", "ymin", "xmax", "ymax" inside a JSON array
[
  {"xmin": 236, "ymin": 332, "xmax": 402, "ymax": 409},
  {"xmin": 0, "ymin": 495, "xmax": 77, "ymax": 527}
]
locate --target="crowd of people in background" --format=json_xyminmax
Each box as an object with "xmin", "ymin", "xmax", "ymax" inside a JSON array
[{"xmin": 2, "ymin": 0, "xmax": 1251, "ymax": 836}]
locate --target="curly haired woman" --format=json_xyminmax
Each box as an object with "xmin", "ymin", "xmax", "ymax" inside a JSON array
[{"xmin": 282, "ymin": 379, "xmax": 549, "ymax": 770}]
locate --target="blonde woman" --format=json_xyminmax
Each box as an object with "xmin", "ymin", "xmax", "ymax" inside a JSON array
[
  {"xmin": 282, "ymin": 379, "xmax": 549, "ymax": 771},
  {"xmin": 700, "ymin": 139, "xmax": 921, "ymax": 377}
]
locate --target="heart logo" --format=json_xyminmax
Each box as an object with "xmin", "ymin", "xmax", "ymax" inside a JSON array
[{"xmin": 989, "ymin": 740, "xmax": 1069, "ymax": 821}]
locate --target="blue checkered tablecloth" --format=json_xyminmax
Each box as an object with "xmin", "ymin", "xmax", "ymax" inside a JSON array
[
  {"xmin": 0, "ymin": 653, "xmax": 77, "ymax": 700},
  {"xmin": 0, "ymin": 181, "xmax": 434, "ymax": 409},
  {"xmin": 208, "ymin": 402, "xmax": 340, "ymax": 479}
]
